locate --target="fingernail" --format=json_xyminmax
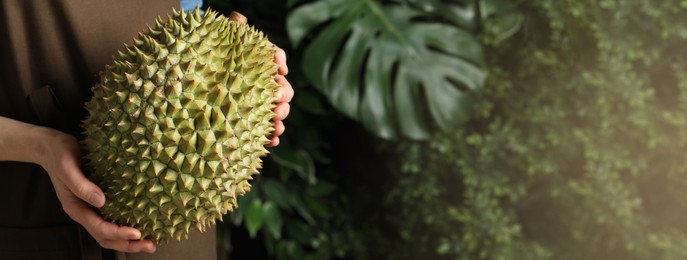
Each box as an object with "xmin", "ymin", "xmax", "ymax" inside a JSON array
[
  {"xmin": 89, "ymin": 192, "xmax": 105, "ymax": 207},
  {"xmin": 129, "ymin": 231, "xmax": 141, "ymax": 240},
  {"xmin": 146, "ymin": 244, "xmax": 156, "ymax": 253}
]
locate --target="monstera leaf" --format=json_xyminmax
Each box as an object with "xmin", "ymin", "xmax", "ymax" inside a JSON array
[{"xmin": 288, "ymin": 0, "xmax": 485, "ymax": 139}]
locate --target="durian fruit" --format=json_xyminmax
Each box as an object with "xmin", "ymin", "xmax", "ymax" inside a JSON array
[{"xmin": 81, "ymin": 8, "xmax": 279, "ymax": 243}]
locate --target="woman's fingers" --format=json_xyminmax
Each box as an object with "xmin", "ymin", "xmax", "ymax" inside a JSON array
[
  {"xmin": 267, "ymin": 136, "xmax": 280, "ymax": 147},
  {"xmin": 99, "ymin": 239, "xmax": 156, "ymax": 254},
  {"xmin": 62, "ymin": 194, "xmax": 156, "ymax": 253},
  {"xmin": 274, "ymin": 48, "xmax": 288, "ymax": 75},
  {"xmin": 274, "ymin": 75, "xmax": 294, "ymax": 103},
  {"xmin": 60, "ymin": 195, "xmax": 156, "ymax": 253},
  {"xmin": 50, "ymin": 135, "xmax": 106, "ymax": 208},
  {"xmin": 272, "ymin": 120, "xmax": 285, "ymax": 137},
  {"xmin": 77, "ymin": 204, "xmax": 156, "ymax": 253},
  {"xmin": 60, "ymin": 165, "xmax": 105, "ymax": 208},
  {"xmin": 42, "ymin": 129, "xmax": 155, "ymax": 253},
  {"xmin": 273, "ymin": 103, "xmax": 290, "ymax": 121},
  {"xmin": 269, "ymin": 46, "xmax": 290, "ymax": 148},
  {"xmin": 63, "ymin": 198, "xmax": 139, "ymax": 241},
  {"xmin": 94, "ymin": 218, "xmax": 142, "ymax": 241}
]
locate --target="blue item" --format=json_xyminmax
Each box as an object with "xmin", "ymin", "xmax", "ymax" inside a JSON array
[{"xmin": 180, "ymin": 0, "xmax": 203, "ymax": 11}]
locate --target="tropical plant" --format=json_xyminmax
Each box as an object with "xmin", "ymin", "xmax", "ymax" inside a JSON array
[
  {"xmin": 288, "ymin": 0, "xmax": 488, "ymax": 139},
  {"xmin": 353, "ymin": 0, "xmax": 687, "ymax": 259}
]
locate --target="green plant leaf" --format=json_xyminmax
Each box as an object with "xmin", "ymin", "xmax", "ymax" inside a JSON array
[
  {"xmin": 270, "ymin": 146, "xmax": 316, "ymax": 183},
  {"xmin": 287, "ymin": 221, "xmax": 314, "ymax": 245},
  {"xmin": 489, "ymin": 12, "xmax": 523, "ymax": 43},
  {"xmin": 263, "ymin": 201, "xmax": 284, "ymax": 239},
  {"xmin": 479, "ymin": 0, "xmax": 514, "ymax": 18},
  {"xmin": 479, "ymin": 0, "xmax": 523, "ymax": 43},
  {"xmin": 264, "ymin": 179, "xmax": 292, "ymax": 210},
  {"xmin": 307, "ymin": 180, "xmax": 337, "ymax": 196},
  {"xmin": 286, "ymin": 241, "xmax": 306, "ymax": 259},
  {"xmin": 303, "ymin": 196, "xmax": 332, "ymax": 220},
  {"xmin": 406, "ymin": 0, "xmax": 443, "ymax": 12},
  {"xmin": 296, "ymin": 90, "xmax": 327, "ymax": 115},
  {"xmin": 288, "ymin": 0, "xmax": 485, "ymax": 139},
  {"xmin": 232, "ymin": 184, "xmax": 259, "ymax": 226},
  {"xmin": 289, "ymin": 192, "xmax": 316, "ymax": 224},
  {"xmin": 246, "ymin": 199, "xmax": 265, "ymax": 238}
]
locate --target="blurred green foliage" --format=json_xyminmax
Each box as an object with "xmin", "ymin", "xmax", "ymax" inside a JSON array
[
  {"xmin": 363, "ymin": 0, "xmax": 687, "ymax": 259},
  {"xmin": 206, "ymin": 0, "xmax": 687, "ymax": 259}
]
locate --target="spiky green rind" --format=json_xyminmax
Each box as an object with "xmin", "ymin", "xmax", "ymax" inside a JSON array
[{"xmin": 81, "ymin": 8, "xmax": 278, "ymax": 243}]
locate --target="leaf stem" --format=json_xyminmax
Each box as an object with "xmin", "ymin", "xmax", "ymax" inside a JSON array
[
  {"xmin": 363, "ymin": 0, "xmax": 417, "ymax": 57},
  {"xmin": 474, "ymin": 0, "xmax": 483, "ymax": 34}
]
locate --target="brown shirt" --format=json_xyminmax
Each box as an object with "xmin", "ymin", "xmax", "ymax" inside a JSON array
[{"xmin": 0, "ymin": 0, "xmax": 176, "ymax": 258}]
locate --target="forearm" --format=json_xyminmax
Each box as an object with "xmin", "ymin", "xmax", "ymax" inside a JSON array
[{"xmin": 0, "ymin": 116, "xmax": 52, "ymax": 165}]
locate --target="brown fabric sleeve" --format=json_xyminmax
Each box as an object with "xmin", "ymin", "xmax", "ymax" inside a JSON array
[
  {"xmin": 0, "ymin": 0, "xmax": 178, "ymax": 229},
  {"xmin": 0, "ymin": 0, "xmax": 209, "ymax": 259}
]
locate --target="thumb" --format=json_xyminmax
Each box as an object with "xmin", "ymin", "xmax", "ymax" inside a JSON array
[{"xmin": 58, "ymin": 156, "xmax": 106, "ymax": 208}]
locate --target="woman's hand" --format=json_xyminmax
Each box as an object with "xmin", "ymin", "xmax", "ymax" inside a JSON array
[
  {"xmin": 0, "ymin": 117, "xmax": 156, "ymax": 253},
  {"xmin": 269, "ymin": 47, "xmax": 294, "ymax": 147},
  {"xmin": 37, "ymin": 128, "xmax": 157, "ymax": 253}
]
